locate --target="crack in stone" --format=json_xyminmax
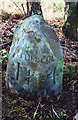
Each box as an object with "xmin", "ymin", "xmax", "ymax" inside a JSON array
[{"xmin": 16, "ymin": 62, "xmax": 20, "ymax": 80}]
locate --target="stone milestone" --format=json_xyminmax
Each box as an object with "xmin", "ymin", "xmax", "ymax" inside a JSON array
[{"xmin": 6, "ymin": 15, "xmax": 63, "ymax": 98}]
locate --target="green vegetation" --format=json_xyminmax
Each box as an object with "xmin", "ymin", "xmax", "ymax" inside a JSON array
[{"xmin": 64, "ymin": 63, "xmax": 78, "ymax": 81}]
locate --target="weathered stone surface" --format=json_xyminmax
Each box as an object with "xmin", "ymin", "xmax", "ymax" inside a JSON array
[{"xmin": 6, "ymin": 15, "xmax": 63, "ymax": 98}]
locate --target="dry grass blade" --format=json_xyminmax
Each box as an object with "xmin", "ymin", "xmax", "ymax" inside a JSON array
[{"xmin": 11, "ymin": 0, "xmax": 23, "ymax": 14}]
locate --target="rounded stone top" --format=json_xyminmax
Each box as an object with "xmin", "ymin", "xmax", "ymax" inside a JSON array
[{"xmin": 13, "ymin": 15, "xmax": 63, "ymax": 60}]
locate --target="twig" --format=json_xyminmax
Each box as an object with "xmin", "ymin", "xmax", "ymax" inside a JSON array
[
  {"xmin": 52, "ymin": 105, "xmax": 60, "ymax": 119},
  {"xmin": 0, "ymin": 15, "xmax": 17, "ymax": 23},
  {"xmin": 33, "ymin": 100, "xmax": 41, "ymax": 119},
  {"xmin": 11, "ymin": 0, "xmax": 23, "ymax": 14},
  {"xmin": 7, "ymin": 28, "xmax": 14, "ymax": 34},
  {"xmin": 61, "ymin": 46, "xmax": 77, "ymax": 57},
  {"xmin": 18, "ymin": 97, "xmax": 33, "ymax": 109},
  {"xmin": 21, "ymin": 4, "xmax": 26, "ymax": 17},
  {"xmin": 74, "ymin": 113, "xmax": 78, "ymax": 120},
  {"xmin": 0, "ymin": 41, "xmax": 12, "ymax": 48},
  {"xmin": 61, "ymin": 43, "xmax": 70, "ymax": 47},
  {"xmin": 2, "ymin": 34, "xmax": 13, "ymax": 38}
]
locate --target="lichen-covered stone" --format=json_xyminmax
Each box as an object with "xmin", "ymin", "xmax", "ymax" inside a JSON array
[{"xmin": 6, "ymin": 15, "xmax": 63, "ymax": 98}]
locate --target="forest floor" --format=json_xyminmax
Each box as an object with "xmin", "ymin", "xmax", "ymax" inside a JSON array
[{"xmin": 1, "ymin": 15, "xmax": 78, "ymax": 120}]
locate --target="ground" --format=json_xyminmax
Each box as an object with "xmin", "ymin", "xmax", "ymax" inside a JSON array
[{"xmin": 1, "ymin": 15, "xmax": 78, "ymax": 120}]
